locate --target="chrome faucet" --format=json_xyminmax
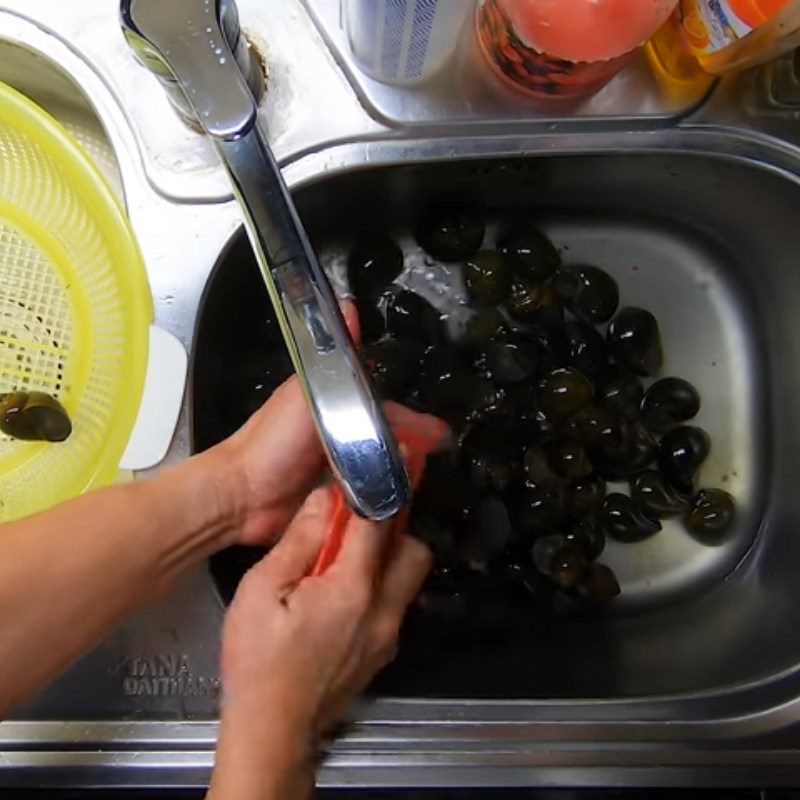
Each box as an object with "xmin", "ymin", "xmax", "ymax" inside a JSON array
[{"xmin": 120, "ymin": 0, "xmax": 410, "ymax": 521}]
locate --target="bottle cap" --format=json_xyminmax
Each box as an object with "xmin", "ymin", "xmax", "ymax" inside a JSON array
[{"xmin": 503, "ymin": 0, "xmax": 678, "ymax": 62}]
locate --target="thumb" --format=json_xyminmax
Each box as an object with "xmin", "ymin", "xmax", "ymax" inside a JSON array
[{"xmin": 257, "ymin": 487, "xmax": 333, "ymax": 590}]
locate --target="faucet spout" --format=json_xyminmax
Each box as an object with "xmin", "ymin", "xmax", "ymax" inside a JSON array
[{"xmin": 120, "ymin": 0, "xmax": 411, "ymax": 520}]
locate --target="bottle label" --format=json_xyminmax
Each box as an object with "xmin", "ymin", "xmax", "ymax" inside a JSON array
[{"xmin": 679, "ymin": 0, "xmax": 789, "ymax": 55}]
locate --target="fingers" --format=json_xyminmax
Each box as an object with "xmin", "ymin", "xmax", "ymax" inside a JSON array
[
  {"xmin": 384, "ymin": 403, "xmax": 451, "ymax": 446},
  {"xmin": 339, "ymin": 298, "xmax": 361, "ymax": 346},
  {"xmin": 255, "ymin": 379, "xmax": 319, "ymax": 457},
  {"xmin": 378, "ymin": 535, "xmax": 433, "ymax": 620},
  {"xmin": 255, "ymin": 488, "xmax": 333, "ymax": 589},
  {"xmin": 234, "ymin": 377, "xmax": 327, "ymax": 526},
  {"xmin": 383, "ymin": 404, "xmax": 452, "ymax": 490},
  {"xmin": 329, "ymin": 514, "xmax": 393, "ymax": 588},
  {"xmin": 348, "ymin": 534, "xmax": 431, "ymax": 673},
  {"xmin": 319, "ymin": 536, "xmax": 432, "ymax": 720},
  {"xmin": 362, "ymin": 536, "xmax": 432, "ymax": 674},
  {"xmin": 260, "ymin": 378, "xmax": 320, "ymax": 455}
]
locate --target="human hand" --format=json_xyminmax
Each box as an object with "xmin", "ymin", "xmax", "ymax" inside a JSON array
[
  {"xmin": 209, "ymin": 301, "xmax": 364, "ymax": 546},
  {"xmin": 212, "ymin": 376, "xmax": 326, "ymax": 546},
  {"xmin": 207, "ymin": 487, "xmax": 432, "ymax": 800}
]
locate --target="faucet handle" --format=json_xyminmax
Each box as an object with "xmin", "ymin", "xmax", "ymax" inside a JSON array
[{"xmin": 120, "ymin": 0, "xmax": 259, "ymax": 139}]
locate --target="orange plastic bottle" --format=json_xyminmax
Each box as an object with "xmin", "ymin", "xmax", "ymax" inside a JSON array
[
  {"xmin": 676, "ymin": 0, "xmax": 800, "ymax": 73},
  {"xmin": 645, "ymin": 11, "xmax": 715, "ymax": 102},
  {"xmin": 476, "ymin": 0, "xmax": 679, "ymax": 99}
]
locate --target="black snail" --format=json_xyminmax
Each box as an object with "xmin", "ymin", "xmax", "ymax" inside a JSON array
[
  {"xmin": 0, "ymin": 391, "xmax": 72, "ymax": 443},
  {"xmin": 340, "ymin": 209, "xmax": 737, "ymax": 629}
]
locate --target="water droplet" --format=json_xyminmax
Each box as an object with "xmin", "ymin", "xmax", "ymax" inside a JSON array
[
  {"xmin": 205, "ymin": 26, "xmax": 212, "ymax": 33},
  {"xmin": 214, "ymin": 47, "xmax": 222, "ymax": 55},
  {"xmin": 218, "ymin": 56, "xmax": 227, "ymax": 65}
]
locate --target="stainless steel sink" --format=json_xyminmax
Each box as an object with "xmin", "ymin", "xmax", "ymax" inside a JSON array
[
  {"xmin": 4, "ymin": 0, "xmax": 800, "ymax": 791},
  {"xmin": 0, "ymin": 38, "xmax": 122, "ymax": 196},
  {"xmin": 187, "ymin": 132, "xmax": 800, "ymax": 787},
  {"xmin": 196, "ymin": 145, "xmax": 775, "ymax": 702}
]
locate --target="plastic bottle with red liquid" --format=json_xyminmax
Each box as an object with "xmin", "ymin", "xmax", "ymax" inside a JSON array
[{"xmin": 476, "ymin": 0, "xmax": 679, "ymax": 99}]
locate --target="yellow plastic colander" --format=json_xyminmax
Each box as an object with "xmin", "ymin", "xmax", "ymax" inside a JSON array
[{"xmin": 0, "ymin": 81, "xmax": 152, "ymax": 522}]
